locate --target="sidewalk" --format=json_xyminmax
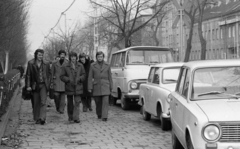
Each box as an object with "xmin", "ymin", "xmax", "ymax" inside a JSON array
[{"xmin": 5, "ymin": 95, "xmax": 171, "ymax": 149}]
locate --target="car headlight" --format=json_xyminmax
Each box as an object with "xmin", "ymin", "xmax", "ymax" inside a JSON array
[
  {"xmin": 203, "ymin": 124, "xmax": 221, "ymax": 142},
  {"xmin": 0, "ymin": 86, "xmax": 3, "ymax": 90},
  {"xmin": 130, "ymin": 82, "xmax": 138, "ymax": 89}
]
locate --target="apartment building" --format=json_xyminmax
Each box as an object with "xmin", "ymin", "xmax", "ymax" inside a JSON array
[{"xmin": 162, "ymin": 0, "xmax": 240, "ymax": 61}]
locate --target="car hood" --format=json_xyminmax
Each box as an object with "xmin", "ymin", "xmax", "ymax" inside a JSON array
[{"xmin": 196, "ymin": 100, "xmax": 240, "ymax": 121}]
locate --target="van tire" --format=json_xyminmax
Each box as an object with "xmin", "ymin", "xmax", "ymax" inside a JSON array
[{"xmin": 121, "ymin": 94, "xmax": 130, "ymax": 110}]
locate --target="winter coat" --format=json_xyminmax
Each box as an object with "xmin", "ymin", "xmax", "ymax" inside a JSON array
[
  {"xmin": 88, "ymin": 61, "xmax": 113, "ymax": 96},
  {"xmin": 51, "ymin": 59, "xmax": 68, "ymax": 92},
  {"xmin": 60, "ymin": 61, "xmax": 85, "ymax": 95},
  {"xmin": 25, "ymin": 59, "xmax": 51, "ymax": 91},
  {"xmin": 79, "ymin": 58, "xmax": 93, "ymax": 97}
]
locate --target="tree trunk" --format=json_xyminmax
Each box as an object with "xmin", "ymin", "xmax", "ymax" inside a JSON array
[
  {"xmin": 198, "ymin": 12, "xmax": 207, "ymax": 60},
  {"xmin": 184, "ymin": 26, "xmax": 194, "ymax": 62},
  {"xmin": 4, "ymin": 51, "xmax": 9, "ymax": 74}
]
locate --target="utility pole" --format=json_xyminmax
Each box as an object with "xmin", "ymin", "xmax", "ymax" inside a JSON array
[{"xmin": 93, "ymin": 0, "xmax": 98, "ymax": 61}]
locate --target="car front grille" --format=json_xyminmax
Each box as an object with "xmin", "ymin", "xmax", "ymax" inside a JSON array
[{"xmin": 219, "ymin": 124, "xmax": 240, "ymax": 142}]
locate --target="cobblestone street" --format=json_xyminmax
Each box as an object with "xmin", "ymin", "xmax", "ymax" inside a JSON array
[{"xmin": 14, "ymin": 96, "xmax": 172, "ymax": 149}]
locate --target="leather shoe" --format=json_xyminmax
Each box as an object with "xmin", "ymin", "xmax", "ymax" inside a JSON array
[
  {"xmin": 89, "ymin": 108, "xmax": 92, "ymax": 111},
  {"xmin": 40, "ymin": 120, "xmax": 45, "ymax": 125},
  {"xmin": 102, "ymin": 118, "xmax": 107, "ymax": 121},
  {"xmin": 35, "ymin": 119, "xmax": 41, "ymax": 124},
  {"xmin": 74, "ymin": 120, "xmax": 80, "ymax": 123},
  {"xmin": 98, "ymin": 115, "xmax": 101, "ymax": 119}
]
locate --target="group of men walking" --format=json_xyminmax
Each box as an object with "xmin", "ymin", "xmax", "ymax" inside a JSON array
[{"xmin": 25, "ymin": 49, "xmax": 113, "ymax": 125}]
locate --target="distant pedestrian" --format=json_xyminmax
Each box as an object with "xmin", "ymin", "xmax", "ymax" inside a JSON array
[
  {"xmin": 25, "ymin": 49, "xmax": 51, "ymax": 125},
  {"xmin": 60, "ymin": 52, "xmax": 85, "ymax": 123},
  {"xmin": 88, "ymin": 51, "xmax": 113, "ymax": 121},
  {"xmin": 79, "ymin": 53, "xmax": 93, "ymax": 112},
  {"xmin": 51, "ymin": 50, "xmax": 68, "ymax": 114}
]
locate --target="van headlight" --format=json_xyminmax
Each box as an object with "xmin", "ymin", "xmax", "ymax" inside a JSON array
[
  {"xmin": 130, "ymin": 82, "xmax": 138, "ymax": 89},
  {"xmin": 202, "ymin": 124, "xmax": 221, "ymax": 142}
]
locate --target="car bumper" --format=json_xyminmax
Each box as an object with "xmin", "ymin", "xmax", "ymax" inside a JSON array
[{"xmin": 195, "ymin": 142, "xmax": 240, "ymax": 149}]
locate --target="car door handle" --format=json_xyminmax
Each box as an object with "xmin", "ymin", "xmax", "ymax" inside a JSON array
[
  {"xmin": 175, "ymin": 103, "xmax": 178, "ymax": 107},
  {"xmin": 146, "ymin": 87, "xmax": 149, "ymax": 90},
  {"xmin": 115, "ymin": 72, "xmax": 118, "ymax": 75}
]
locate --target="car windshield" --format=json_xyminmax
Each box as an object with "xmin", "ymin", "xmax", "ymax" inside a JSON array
[
  {"xmin": 163, "ymin": 68, "xmax": 180, "ymax": 84},
  {"xmin": 192, "ymin": 66, "xmax": 240, "ymax": 100},
  {"xmin": 126, "ymin": 49, "xmax": 174, "ymax": 65}
]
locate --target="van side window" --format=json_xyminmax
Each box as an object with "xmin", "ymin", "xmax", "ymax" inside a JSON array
[
  {"xmin": 110, "ymin": 54, "xmax": 116, "ymax": 67},
  {"xmin": 114, "ymin": 53, "xmax": 121, "ymax": 67},
  {"xmin": 148, "ymin": 68, "xmax": 155, "ymax": 83},
  {"xmin": 152, "ymin": 68, "xmax": 160, "ymax": 84},
  {"xmin": 119, "ymin": 52, "xmax": 125, "ymax": 67}
]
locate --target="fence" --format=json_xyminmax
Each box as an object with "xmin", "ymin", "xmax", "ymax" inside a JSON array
[{"xmin": 0, "ymin": 71, "xmax": 20, "ymax": 118}]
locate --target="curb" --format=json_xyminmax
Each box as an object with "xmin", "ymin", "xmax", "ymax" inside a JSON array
[{"xmin": 0, "ymin": 86, "xmax": 20, "ymax": 145}]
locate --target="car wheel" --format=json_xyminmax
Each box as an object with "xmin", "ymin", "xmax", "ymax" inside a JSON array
[
  {"xmin": 121, "ymin": 94, "xmax": 130, "ymax": 110},
  {"xmin": 187, "ymin": 134, "xmax": 194, "ymax": 149},
  {"xmin": 172, "ymin": 130, "xmax": 184, "ymax": 149},
  {"xmin": 141, "ymin": 105, "xmax": 151, "ymax": 121},
  {"xmin": 157, "ymin": 105, "xmax": 171, "ymax": 130}
]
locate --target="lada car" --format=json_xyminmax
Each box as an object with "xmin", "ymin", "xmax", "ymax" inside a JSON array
[
  {"xmin": 110, "ymin": 46, "xmax": 174, "ymax": 110},
  {"xmin": 168, "ymin": 59, "xmax": 240, "ymax": 149},
  {"xmin": 139, "ymin": 62, "xmax": 183, "ymax": 130}
]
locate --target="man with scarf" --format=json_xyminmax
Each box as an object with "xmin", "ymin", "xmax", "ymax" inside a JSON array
[{"xmin": 51, "ymin": 50, "xmax": 68, "ymax": 113}]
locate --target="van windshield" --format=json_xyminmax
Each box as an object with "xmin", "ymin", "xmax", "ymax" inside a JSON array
[{"xmin": 126, "ymin": 49, "xmax": 174, "ymax": 65}]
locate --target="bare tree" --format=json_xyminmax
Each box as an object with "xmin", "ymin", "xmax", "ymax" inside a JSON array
[
  {"xmin": 89, "ymin": 0, "xmax": 170, "ymax": 48},
  {"xmin": 197, "ymin": 0, "xmax": 217, "ymax": 60},
  {"xmin": 0, "ymin": 0, "xmax": 29, "ymax": 73}
]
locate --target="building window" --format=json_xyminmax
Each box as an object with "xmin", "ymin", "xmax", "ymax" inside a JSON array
[
  {"xmin": 229, "ymin": 26, "xmax": 231, "ymax": 38},
  {"xmin": 232, "ymin": 26, "xmax": 235, "ymax": 37},
  {"xmin": 220, "ymin": 28, "xmax": 223, "ymax": 39},
  {"xmin": 216, "ymin": 28, "xmax": 219, "ymax": 39},
  {"xmin": 212, "ymin": 29, "xmax": 215, "ymax": 40}
]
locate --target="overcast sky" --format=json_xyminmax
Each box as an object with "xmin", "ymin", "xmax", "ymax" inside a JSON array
[{"xmin": 27, "ymin": 0, "xmax": 91, "ymax": 57}]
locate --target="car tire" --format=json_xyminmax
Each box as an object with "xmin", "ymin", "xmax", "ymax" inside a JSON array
[
  {"xmin": 141, "ymin": 105, "xmax": 151, "ymax": 121},
  {"xmin": 161, "ymin": 117, "xmax": 171, "ymax": 131},
  {"xmin": 121, "ymin": 94, "xmax": 130, "ymax": 110},
  {"xmin": 172, "ymin": 131, "xmax": 184, "ymax": 149},
  {"xmin": 157, "ymin": 105, "xmax": 171, "ymax": 130},
  {"xmin": 187, "ymin": 134, "xmax": 194, "ymax": 149}
]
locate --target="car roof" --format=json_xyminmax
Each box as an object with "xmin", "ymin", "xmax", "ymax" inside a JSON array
[
  {"xmin": 184, "ymin": 59, "xmax": 240, "ymax": 69},
  {"xmin": 152, "ymin": 62, "xmax": 184, "ymax": 68},
  {"xmin": 113, "ymin": 46, "xmax": 172, "ymax": 53}
]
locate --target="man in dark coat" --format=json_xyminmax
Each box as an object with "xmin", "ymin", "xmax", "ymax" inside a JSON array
[
  {"xmin": 25, "ymin": 49, "xmax": 51, "ymax": 125},
  {"xmin": 88, "ymin": 51, "xmax": 113, "ymax": 121},
  {"xmin": 60, "ymin": 52, "xmax": 85, "ymax": 123},
  {"xmin": 79, "ymin": 53, "xmax": 93, "ymax": 112},
  {"xmin": 51, "ymin": 50, "xmax": 68, "ymax": 113}
]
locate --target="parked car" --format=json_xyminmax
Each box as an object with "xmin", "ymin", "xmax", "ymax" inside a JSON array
[
  {"xmin": 139, "ymin": 62, "xmax": 183, "ymax": 130},
  {"xmin": 168, "ymin": 59, "xmax": 240, "ymax": 149},
  {"xmin": 110, "ymin": 46, "xmax": 174, "ymax": 110}
]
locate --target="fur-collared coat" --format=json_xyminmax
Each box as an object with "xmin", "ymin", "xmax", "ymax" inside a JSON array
[
  {"xmin": 60, "ymin": 62, "xmax": 85, "ymax": 95},
  {"xmin": 88, "ymin": 61, "xmax": 113, "ymax": 96}
]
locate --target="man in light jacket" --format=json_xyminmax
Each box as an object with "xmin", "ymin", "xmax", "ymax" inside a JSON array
[
  {"xmin": 60, "ymin": 52, "xmax": 85, "ymax": 123},
  {"xmin": 51, "ymin": 50, "xmax": 68, "ymax": 113},
  {"xmin": 88, "ymin": 51, "xmax": 113, "ymax": 121}
]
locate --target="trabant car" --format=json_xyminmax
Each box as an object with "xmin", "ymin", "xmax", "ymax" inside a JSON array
[
  {"xmin": 110, "ymin": 46, "xmax": 174, "ymax": 110},
  {"xmin": 139, "ymin": 62, "xmax": 183, "ymax": 130},
  {"xmin": 168, "ymin": 59, "xmax": 240, "ymax": 149}
]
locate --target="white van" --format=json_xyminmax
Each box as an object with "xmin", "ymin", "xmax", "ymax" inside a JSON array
[{"xmin": 110, "ymin": 46, "xmax": 174, "ymax": 110}]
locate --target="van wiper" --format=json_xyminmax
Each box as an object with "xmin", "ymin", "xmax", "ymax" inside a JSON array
[{"xmin": 198, "ymin": 91, "xmax": 240, "ymax": 99}]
